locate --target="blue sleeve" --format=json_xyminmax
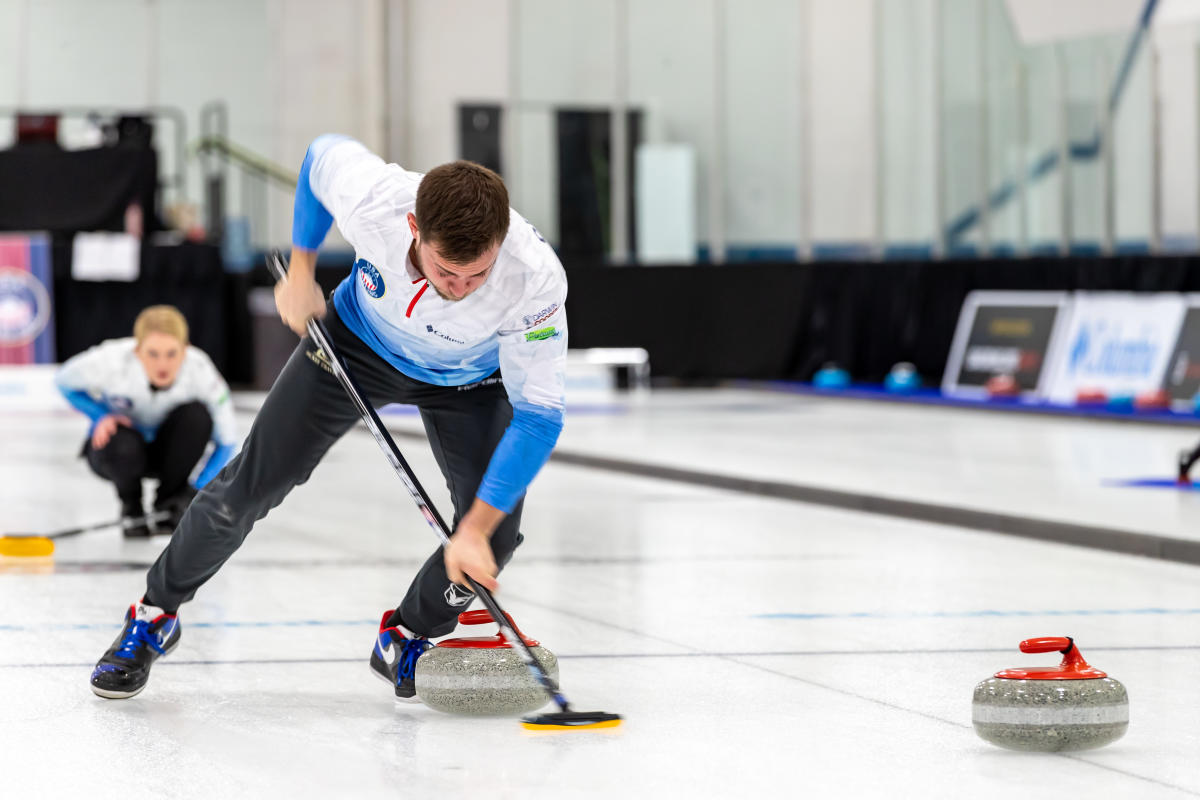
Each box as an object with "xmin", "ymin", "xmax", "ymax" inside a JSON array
[
  {"xmin": 60, "ymin": 388, "xmax": 109, "ymax": 429},
  {"xmin": 291, "ymin": 139, "xmax": 336, "ymax": 250},
  {"xmin": 193, "ymin": 443, "xmax": 236, "ymax": 489},
  {"xmin": 476, "ymin": 403, "xmax": 564, "ymax": 513}
]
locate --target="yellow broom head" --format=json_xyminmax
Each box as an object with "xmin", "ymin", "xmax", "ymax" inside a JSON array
[
  {"xmin": 521, "ymin": 711, "xmax": 622, "ymax": 731},
  {"xmin": 0, "ymin": 536, "xmax": 56, "ymax": 558}
]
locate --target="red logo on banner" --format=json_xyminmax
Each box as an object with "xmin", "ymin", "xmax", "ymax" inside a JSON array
[{"xmin": 0, "ymin": 234, "xmax": 55, "ymax": 364}]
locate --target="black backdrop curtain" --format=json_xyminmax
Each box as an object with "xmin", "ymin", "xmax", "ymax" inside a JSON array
[
  {"xmin": 0, "ymin": 146, "xmax": 158, "ymax": 233},
  {"xmin": 251, "ymin": 254, "xmax": 1200, "ymax": 385},
  {"xmin": 563, "ymin": 256, "xmax": 1200, "ymax": 383}
]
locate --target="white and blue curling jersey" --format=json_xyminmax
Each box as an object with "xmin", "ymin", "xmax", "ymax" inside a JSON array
[
  {"xmin": 55, "ymin": 337, "xmax": 239, "ymax": 487},
  {"xmin": 292, "ymin": 135, "xmax": 568, "ymax": 513}
]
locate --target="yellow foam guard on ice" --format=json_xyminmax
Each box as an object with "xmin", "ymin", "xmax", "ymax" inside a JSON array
[
  {"xmin": 0, "ymin": 536, "xmax": 55, "ymax": 558},
  {"xmin": 521, "ymin": 718, "xmax": 623, "ymax": 731}
]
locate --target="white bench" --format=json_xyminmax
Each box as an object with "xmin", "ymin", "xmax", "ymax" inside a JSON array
[{"xmin": 565, "ymin": 347, "xmax": 650, "ymax": 392}]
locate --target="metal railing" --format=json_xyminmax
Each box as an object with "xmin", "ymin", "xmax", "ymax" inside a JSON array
[
  {"xmin": 195, "ymin": 102, "xmax": 298, "ymax": 255},
  {"xmin": 937, "ymin": 0, "xmax": 1160, "ymax": 254}
]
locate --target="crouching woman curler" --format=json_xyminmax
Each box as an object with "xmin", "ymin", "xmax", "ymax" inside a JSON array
[{"xmin": 55, "ymin": 305, "xmax": 238, "ymax": 537}]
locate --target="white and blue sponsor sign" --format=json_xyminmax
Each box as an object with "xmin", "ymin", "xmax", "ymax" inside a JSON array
[{"xmin": 1044, "ymin": 293, "xmax": 1186, "ymax": 404}]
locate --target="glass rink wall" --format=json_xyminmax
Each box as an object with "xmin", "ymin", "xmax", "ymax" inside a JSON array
[
  {"xmin": 490, "ymin": 0, "xmax": 1188, "ymax": 264},
  {"xmin": 3, "ymin": 0, "xmax": 1198, "ymax": 263}
]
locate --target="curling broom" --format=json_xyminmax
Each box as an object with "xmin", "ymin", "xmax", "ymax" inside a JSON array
[{"xmin": 267, "ymin": 250, "xmax": 620, "ymax": 731}]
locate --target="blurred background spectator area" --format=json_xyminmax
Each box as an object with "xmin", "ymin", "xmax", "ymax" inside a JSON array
[{"xmin": 3, "ymin": 0, "xmax": 1200, "ymax": 390}]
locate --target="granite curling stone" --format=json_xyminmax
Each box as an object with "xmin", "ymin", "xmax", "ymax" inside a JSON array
[
  {"xmin": 416, "ymin": 609, "xmax": 558, "ymax": 716},
  {"xmin": 973, "ymin": 636, "xmax": 1128, "ymax": 752}
]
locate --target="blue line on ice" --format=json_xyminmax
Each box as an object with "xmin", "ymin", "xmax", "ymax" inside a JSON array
[
  {"xmin": 0, "ymin": 619, "xmax": 379, "ymax": 632},
  {"xmin": 756, "ymin": 607, "xmax": 1200, "ymax": 620},
  {"xmin": 8, "ymin": 607, "xmax": 1200, "ymax": 632}
]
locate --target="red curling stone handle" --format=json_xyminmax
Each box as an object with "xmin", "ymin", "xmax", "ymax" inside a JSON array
[
  {"xmin": 457, "ymin": 608, "xmax": 531, "ymax": 642},
  {"xmin": 996, "ymin": 636, "xmax": 1106, "ymax": 679},
  {"xmin": 1019, "ymin": 636, "xmax": 1074, "ymax": 655},
  {"xmin": 459, "ymin": 609, "xmax": 512, "ymax": 626}
]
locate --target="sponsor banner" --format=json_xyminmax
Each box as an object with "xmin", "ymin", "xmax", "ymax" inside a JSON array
[
  {"xmin": 0, "ymin": 233, "xmax": 55, "ymax": 364},
  {"xmin": 942, "ymin": 291, "xmax": 1070, "ymax": 398},
  {"xmin": 1043, "ymin": 293, "xmax": 1186, "ymax": 404},
  {"xmin": 1161, "ymin": 295, "xmax": 1200, "ymax": 405}
]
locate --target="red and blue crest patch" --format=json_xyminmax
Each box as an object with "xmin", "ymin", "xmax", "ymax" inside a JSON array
[{"xmin": 356, "ymin": 258, "xmax": 385, "ymax": 299}]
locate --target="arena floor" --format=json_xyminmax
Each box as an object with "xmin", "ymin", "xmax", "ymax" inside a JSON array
[{"xmin": 2, "ymin": 386, "xmax": 1199, "ymax": 798}]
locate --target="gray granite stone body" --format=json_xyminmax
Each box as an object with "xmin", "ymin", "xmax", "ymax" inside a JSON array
[
  {"xmin": 415, "ymin": 645, "xmax": 559, "ymax": 716},
  {"xmin": 972, "ymin": 676, "xmax": 1128, "ymax": 751}
]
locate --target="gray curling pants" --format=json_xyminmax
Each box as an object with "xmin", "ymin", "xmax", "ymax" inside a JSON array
[{"xmin": 143, "ymin": 305, "xmax": 524, "ymax": 638}]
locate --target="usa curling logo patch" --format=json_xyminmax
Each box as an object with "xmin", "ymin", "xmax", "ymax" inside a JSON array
[{"xmin": 356, "ymin": 258, "xmax": 385, "ymax": 298}]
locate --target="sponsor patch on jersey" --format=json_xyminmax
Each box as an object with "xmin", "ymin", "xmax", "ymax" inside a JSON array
[
  {"xmin": 425, "ymin": 324, "xmax": 465, "ymax": 344},
  {"xmin": 457, "ymin": 376, "xmax": 503, "ymax": 392},
  {"xmin": 524, "ymin": 326, "xmax": 558, "ymax": 342},
  {"xmin": 521, "ymin": 303, "xmax": 559, "ymax": 328},
  {"xmin": 106, "ymin": 395, "xmax": 134, "ymax": 412},
  {"xmin": 356, "ymin": 258, "xmax": 385, "ymax": 299}
]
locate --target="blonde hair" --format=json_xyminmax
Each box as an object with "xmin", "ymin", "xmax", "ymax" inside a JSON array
[{"xmin": 133, "ymin": 305, "xmax": 189, "ymax": 346}]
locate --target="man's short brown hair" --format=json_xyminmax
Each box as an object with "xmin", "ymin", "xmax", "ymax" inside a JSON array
[{"xmin": 415, "ymin": 161, "xmax": 510, "ymax": 264}]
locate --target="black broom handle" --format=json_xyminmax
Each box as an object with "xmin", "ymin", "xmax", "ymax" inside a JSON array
[{"xmin": 3, "ymin": 510, "xmax": 171, "ymax": 541}]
